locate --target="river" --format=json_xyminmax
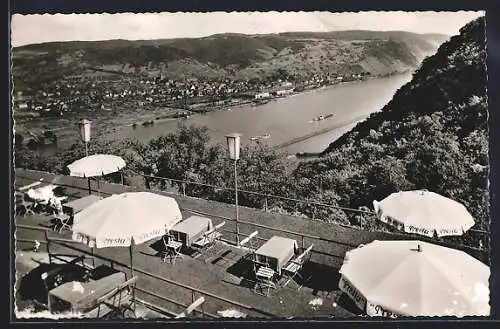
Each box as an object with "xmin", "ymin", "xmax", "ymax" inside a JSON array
[
  {"xmin": 102, "ymin": 73, "xmax": 412, "ymax": 155},
  {"xmin": 34, "ymin": 73, "xmax": 412, "ymax": 157}
]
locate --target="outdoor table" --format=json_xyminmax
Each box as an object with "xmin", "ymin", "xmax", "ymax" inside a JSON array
[
  {"xmin": 48, "ymin": 272, "xmax": 126, "ymax": 313},
  {"xmin": 254, "ymin": 236, "xmax": 298, "ymax": 275},
  {"xmin": 170, "ymin": 215, "xmax": 213, "ymax": 247},
  {"xmin": 18, "ymin": 181, "xmax": 42, "ymax": 191},
  {"xmin": 26, "ymin": 184, "xmax": 56, "ymax": 203},
  {"xmin": 63, "ymin": 195, "xmax": 103, "ymax": 215}
]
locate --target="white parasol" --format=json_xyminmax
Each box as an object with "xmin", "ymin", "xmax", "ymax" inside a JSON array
[
  {"xmin": 373, "ymin": 190, "xmax": 475, "ymax": 237},
  {"xmin": 72, "ymin": 192, "xmax": 183, "ymax": 276},
  {"xmin": 67, "ymin": 154, "xmax": 126, "ymax": 194},
  {"xmin": 67, "ymin": 154, "xmax": 126, "ymax": 178},
  {"xmin": 338, "ymin": 240, "xmax": 490, "ymax": 317}
]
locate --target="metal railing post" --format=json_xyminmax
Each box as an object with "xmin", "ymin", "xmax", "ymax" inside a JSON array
[
  {"xmin": 191, "ymin": 290, "xmax": 196, "ymax": 316},
  {"xmin": 45, "ymin": 230, "xmax": 52, "ymax": 264},
  {"xmin": 182, "ymin": 182, "xmax": 186, "ymax": 196},
  {"xmin": 264, "ymin": 197, "xmax": 268, "ymax": 212}
]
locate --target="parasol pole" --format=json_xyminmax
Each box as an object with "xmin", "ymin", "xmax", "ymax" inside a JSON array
[
  {"xmin": 91, "ymin": 247, "xmax": 95, "ymax": 268},
  {"xmin": 129, "ymin": 243, "xmax": 134, "ymax": 279},
  {"xmin": 87, "ymin": 176, "xmax": 92, "ymax": 195},
  {"xmin": 97, "ymin": 171, "xmax": 104, "ymax": 197}
]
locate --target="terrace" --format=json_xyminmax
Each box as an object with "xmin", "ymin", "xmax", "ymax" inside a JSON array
[{"xmin": 14, "ymin": 168, "xmax": 487, "ymax": 318}]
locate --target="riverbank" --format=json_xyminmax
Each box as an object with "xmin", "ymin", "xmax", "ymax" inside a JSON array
[{"xmin": 17, "ymin": 71, "xmax": 412, "ymax": 157}]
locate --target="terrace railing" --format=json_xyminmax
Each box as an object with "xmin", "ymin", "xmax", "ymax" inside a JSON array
[
  {"xmin": 14, "ymin": 170, "xmax": 490, "ymax": 263},
  {"xmin": 140, "ymin": 173, "xmax": 490, "ymax": 253}
]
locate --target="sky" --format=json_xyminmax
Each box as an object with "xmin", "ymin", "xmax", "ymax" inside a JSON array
[{"xmin": 11, "ymin": 11, "xmax": 484, "ymax": 47}]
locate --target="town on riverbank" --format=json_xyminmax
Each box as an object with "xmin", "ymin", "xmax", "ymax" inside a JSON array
[{"xmin": 13, "ymin": 69, "xmax": 404, "ymax": 154}]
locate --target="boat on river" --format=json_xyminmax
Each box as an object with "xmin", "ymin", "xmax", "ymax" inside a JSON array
[
  {"xmin": 312, "ymin": 113, "xmax": 334, "ymax": 122},
  {"xmin": 250, "ymin": 133, "xmax": 271, "ymax": 141}
]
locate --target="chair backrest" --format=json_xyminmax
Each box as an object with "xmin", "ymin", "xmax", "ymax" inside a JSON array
[
  {"xmin": 213, "ymin": 221, "xmax": 226, "ymax": 231},
  {"xmin": 203, "ymin": 221, "xmax": 225, "ymax": 240},
  {"xmin": 293, "ymin": 244, "xmax": 314, "ymax": 265},
  {"xmin": 239, "ymin": 230, "xmax": 258, "ymax": 249},
  {"xmin": 162, "ymin": 236, "xmax": 169, "ymax": 249},
  {"xmin": 96, "ymin": 276, "xmax": 138, "ymax": 304}
]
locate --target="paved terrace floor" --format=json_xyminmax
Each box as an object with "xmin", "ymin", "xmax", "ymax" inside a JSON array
[{"xmin": 13, "ymin": 168, "xmax": 485, "ymax": 318}]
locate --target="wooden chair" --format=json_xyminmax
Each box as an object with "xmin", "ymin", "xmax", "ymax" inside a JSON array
[
  {"xmin": 239, "ymin": 230, "xmax": 259, "ymax": 251},
  {"xmin": 175, "ymin": 297, "xmax": 205, "ymax": 318},
  {"xmin": 15, "ymin": 192, "xmax": 35, "ymax": 217},
  {"xmin": 53, "ymin": 213, "xmax": 72, "ymax": 233},
  {"xmin": 253, "ymin": 265, "xmax": 277, "ymax": 297},
  {"xmin": 94, "ymin": 276, "xmax": 138, "ymax": 318},
  {"xmin": 192, "ymin": 221, "xmax": 225, "ymax": 255},
  {"xmin": 280, "ymin": 244, "xmax": 314, "ymax": 288}
]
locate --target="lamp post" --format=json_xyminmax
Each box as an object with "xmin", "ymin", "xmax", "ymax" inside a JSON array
[
  {"xmin": 78, "ymin": 119, "xmax": 92, "ymax": 157},
  {"xmin": 78, "ymin": 119, "xmax": 92, "ymax": 195},
  {"xmin": 226, "ymin": 133, "xmax": 241, "ymax": 245}
]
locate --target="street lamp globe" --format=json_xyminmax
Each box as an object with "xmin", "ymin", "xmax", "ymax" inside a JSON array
[
  {"xmin": 78, "ymin": 119, "xmax": 92, "ymax": 143},
  {"xmin": 225, "ymin": 133, "xmax": 241, "ymax": 160}
]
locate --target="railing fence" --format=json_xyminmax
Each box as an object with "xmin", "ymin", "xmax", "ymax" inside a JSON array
[{"xmin": 140, "ymin": 173, "xmax": 490, "ymax": 253}]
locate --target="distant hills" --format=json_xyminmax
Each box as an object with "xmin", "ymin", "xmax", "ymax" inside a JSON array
[
  {"xmin": 293, "ymin": 18, "xmax": 488, "ymax": 239},
  {"xmin": 12, "ymin": 30, "xmax": 449, "ymax": 86}
]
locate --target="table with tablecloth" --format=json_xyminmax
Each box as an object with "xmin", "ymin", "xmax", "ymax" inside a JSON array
[
  {"xmin": 26, "ymin": 184, "xmax": 57, "ymax": 202},
  {"xmin": 254, "ymin": 236, "xmax": 298, "ymax": 275},
  {"xmin": 48, "ymin": 272, "xmax": 126, "ymax": 313},
  {"xmin": 169, "ymin": 216, "xmax": 213, "ymax": 247}
]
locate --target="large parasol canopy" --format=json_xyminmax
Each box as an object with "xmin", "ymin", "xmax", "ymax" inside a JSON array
[
  {"xmin": 373, "ymin": 190, "xmax": 475, "ymax": 238},
  {"xmin": 72, "ymin": 192, "xmax": 183, "ymax": 276},
  {"xmin": 67, "ymin": 154, "xmax": 126, "ymax": 178},
  {"xmin": 67, "ymin": 154, "xmax": 127, "ymax": 194},
  {"xmin": 338, "ymin": 240, "xmax": 490, "ymax": 317}
]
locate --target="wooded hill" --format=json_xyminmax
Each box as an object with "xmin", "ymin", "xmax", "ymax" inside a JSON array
[
  {"xmin": 12, "ymin": 30, "xmax": 448, "ymax": 85},
  {"xmin": 293, "ymin": 17, "xmax": 488, "ymax": 239}
]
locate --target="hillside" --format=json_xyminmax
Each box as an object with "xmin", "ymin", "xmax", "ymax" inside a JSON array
[
  {"xmin": 12, "ymin": 30, "xmax": 448, "ymax": 87},
  {"xmin": 292, "ymin": 17, "xmax": 488, "ymax": 242}
]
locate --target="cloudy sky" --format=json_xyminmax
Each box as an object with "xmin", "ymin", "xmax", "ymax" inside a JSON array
[{"xmin": 11, "ymin": 11, "xmax": 484, "ymax": 47}]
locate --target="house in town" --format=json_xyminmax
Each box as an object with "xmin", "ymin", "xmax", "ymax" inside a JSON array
[{"xmin": 255, "ymin": 92, "xmax": 271, "ymax": 99}]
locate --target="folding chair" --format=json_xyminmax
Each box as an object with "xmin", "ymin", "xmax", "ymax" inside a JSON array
[
  {"xmin": 192, "ymin": 221, "xmax": 225, "ymax": 255},
  {"xmin": 15, "ymin": 192, "xmax": 35, "ymax": 217},
  {"xmin": 239, "ymin": 230, "xmax": 259, "ymax": 251},
  {"xmin": 253, "ymin": 265, "xmax": 277, "ymax": 297},
  {"xmin": 159, "ymin": 236, "xmax": 170, "ymax": 263},
  {"xmin": 280, "ymin": 244, "xmax": 314, "ymax": 289},
  {"xmin": 160, "ymin": 236, "xmax": 183, "ymax": 264},
  {"xmin": 175, "ymin": 297, "xmax": 205, "ymax": 318},
  {"xmin": 95, "ymin": 276, "xmax": 138, "ymax": 319},
  {"xmin": 34, "ymin": 198, "xmax": 51, "ymax": 214},
  {"xmin": 53, "ymin": 213, "xmax": 72, "ymax": 233}
]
